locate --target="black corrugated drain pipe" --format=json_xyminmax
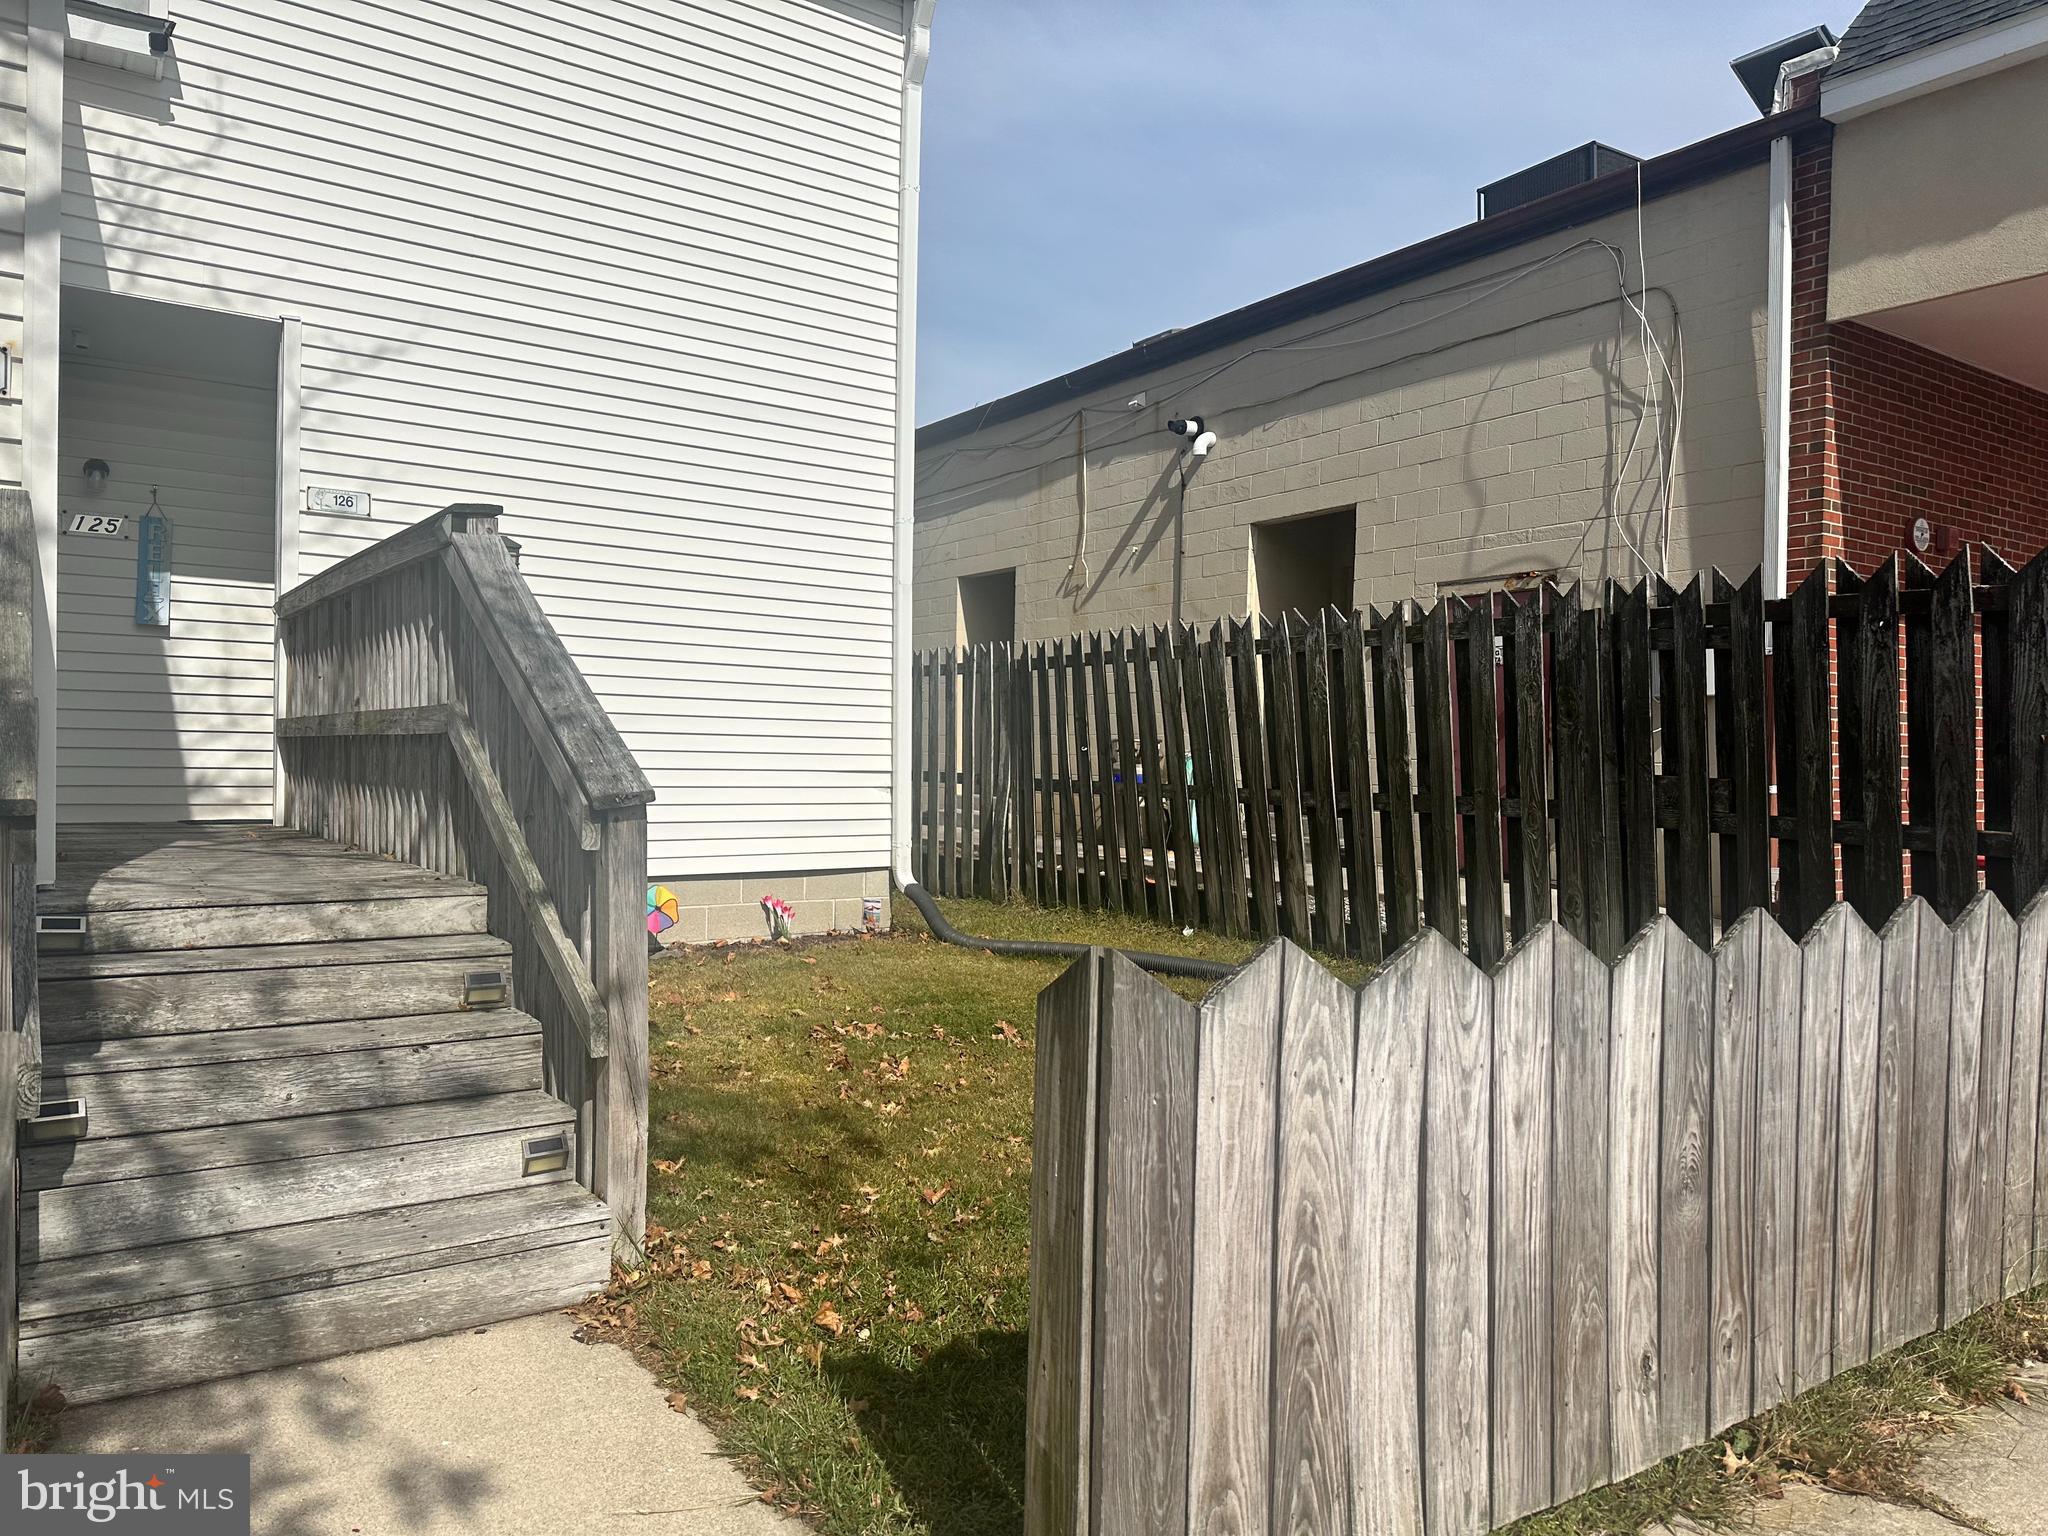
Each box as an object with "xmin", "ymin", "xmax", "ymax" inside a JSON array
[{"xmin": 896, "ymin": 879, "xmax": 1239, "ymax": 983}]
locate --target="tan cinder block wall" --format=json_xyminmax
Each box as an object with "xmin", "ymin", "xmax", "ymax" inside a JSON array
[
  {"xmin": 914, "ymin": 165, "xmax": 1769, "ymax": 648},
  {"xmin": 652, "ymin": 868, "xmax": 891, "ymax": 946},
  {"xmin": 1829, "ymin": 54, "xmax": 2048, "ymax": 321}
]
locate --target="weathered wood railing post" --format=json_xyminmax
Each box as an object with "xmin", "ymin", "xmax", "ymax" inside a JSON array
[
  {"xmin": 1, "ymin": 485, "xmax": 39, "ymax": 1414},
  {"xmin": 591, "ymin": 808, "xmax": 650, "ymax": 1261},
  {"xmin": 275, "ymin": 504, "xmax": 654, "ymax": 1263}
]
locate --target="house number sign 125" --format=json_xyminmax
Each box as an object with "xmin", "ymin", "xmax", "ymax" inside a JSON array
[{"xmin": 64, "ymin": 512, "xmax": 127, "ymax": 537}]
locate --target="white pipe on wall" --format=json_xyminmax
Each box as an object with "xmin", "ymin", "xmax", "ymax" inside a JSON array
[
  {"xmin": 1761, "ymin": 133, "xmax": 1793, "ymax": 602},
  {"xmin": 25, "ymin": 0, "xmax": 63, "ymax": 885},
  {"xmin": 891, "ymin": 0, "xmax": 935, "ymax": 891}
]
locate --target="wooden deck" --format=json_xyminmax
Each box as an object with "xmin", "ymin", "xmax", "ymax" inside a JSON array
[{"xmin": 19, "ymin": 824, "xmax": 613, "ymax": 1404}]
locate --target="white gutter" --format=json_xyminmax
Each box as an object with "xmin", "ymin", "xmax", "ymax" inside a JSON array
[
  {"xmin": 892, "ymin": 0, "xmax": 935, "ymax": 890},
  {"xmin": 1761, "ymin": 133, "xmax": 1792, "ymax": 602},
  {"xmin": 1822, "ymin": 7, "xmax": 2048, "ymax": 121}
]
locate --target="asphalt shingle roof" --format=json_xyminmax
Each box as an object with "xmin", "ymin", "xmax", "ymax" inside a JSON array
[{"xmin": 1830, "ymin": 0, "xmax": 2048, "ymax": 77}]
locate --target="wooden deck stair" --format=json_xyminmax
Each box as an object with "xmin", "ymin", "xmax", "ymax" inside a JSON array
[{"xmin": 18, "ymin": 825, "xmax": 614, "ymax": 1405}]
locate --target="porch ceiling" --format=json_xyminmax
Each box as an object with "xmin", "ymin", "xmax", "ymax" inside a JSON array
[{"xmin": 1858, "ymin": 269, "xmax": 2048, "ymax": 393}]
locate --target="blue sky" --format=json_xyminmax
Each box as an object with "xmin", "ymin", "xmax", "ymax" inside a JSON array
[{"xmin": 916, "ymin": 1, "xmax": 1858, "ymax": 424}]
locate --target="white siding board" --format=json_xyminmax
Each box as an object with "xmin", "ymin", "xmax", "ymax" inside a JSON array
[
  {"xmin": 60, "ymin": 187, "xmax": 900, "ymax": 368},
  {"xmin": 209, "ymin": 0, "xmax": 907, "ymax": 177},
  {"xmin": 55, "ymin": 0, "xmax": 907, "ymax": 875},
  {"xmin": 288, "ymin": 416, "xmax": 897, "ymax": 503},
  {"xmin": 62, "ymin": 133, "xmax": 900, "ymax": 313},
  {"xmin": 290, "ymin": 361, "xmax": 894, "ymax": 455},
  {"xmin": 224, "ymin": 19, "xmax": 906, "ymax": 205},
  {"xmin": 71, "ymin": 64, "xmax": 903, "ymax": 265},
  {"xmin": 64, "ymin": 234, "xmax": 899, "ymax": 404}
]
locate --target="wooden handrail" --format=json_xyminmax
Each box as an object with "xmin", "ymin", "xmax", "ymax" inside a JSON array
[
  {"xmin": 443, "ymin": 712, "xmax": 610, "ymax": 1058},
  {"xmin": 278, "ymin": 705, "xmax": 611, "ymax": 1058},
  {"xmin": 276, "ymin": 503, "xmax": 503, "ymax": 621},
  {"xmin": 440, "ymin": 532, "xmax": 653, "ymax": 815}
]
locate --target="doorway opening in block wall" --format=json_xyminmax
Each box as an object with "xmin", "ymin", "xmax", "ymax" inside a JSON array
[
  {"xmin": 956, "ymin": 567, "xmax": 1016, "ymax": 646},
  {"xmin": 1250, "ymin": 507, "xmax": 1355, "ymax": 622}
]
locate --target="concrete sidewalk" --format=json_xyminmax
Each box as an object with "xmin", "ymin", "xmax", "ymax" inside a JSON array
[
  {"xmin": 1655, "ymin": 1361, "xmax": 2048, "ymax": 1536},
  {"xmin": 55, "ymin": 1313, "xmax": 799, "ymax": 1536}
]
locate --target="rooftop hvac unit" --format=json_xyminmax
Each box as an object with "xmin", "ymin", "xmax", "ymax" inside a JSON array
[{"xmin": 1477, "ymin": 141, "xmax": 1640, "ymax": 220}]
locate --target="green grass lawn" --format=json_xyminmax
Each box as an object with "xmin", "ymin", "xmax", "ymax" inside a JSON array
[
  {"xmin": 609, "ymin": 894, "xmax": 1275, "ymax": 1535},
  {"xmin": 599, "ymin": 893, "xmax": 2047, "ymax": 1536}
]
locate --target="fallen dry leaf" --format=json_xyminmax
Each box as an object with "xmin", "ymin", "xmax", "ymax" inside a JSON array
[
  {"xmin": 665, "ymin": 1392, "xmax": 689, "ymax": 1414},
  {"xmin": 735, "ymin": 1386, "xmax": 761, "ymax": 1402},
  {"xmin": 815, "ymin": 1303, "xmax": 848, "ymax": 1337},
  {"xmin": 920, "ymin": 1182, "xmax": 953, "ymax": 1207}
]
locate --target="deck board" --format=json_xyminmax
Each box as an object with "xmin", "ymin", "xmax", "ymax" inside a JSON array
[
  {"xmin": 19, "ymin": 822, "xmax": 607, "ymax": 1405},
  {"xmin": 21, "ymin": 1184, "xmax": 608, "ymax": 1331},
  {"xmin": 41, "ymin": 825, "xmax": 483, "ymax": 915}
]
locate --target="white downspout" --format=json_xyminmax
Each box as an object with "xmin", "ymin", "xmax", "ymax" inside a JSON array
[
  {"xmin": 892, "ymin": 0, "xmax": 935, "ymax": 891},
  {"xmin": 24, "ymin": 0, "xmax": 63, "ymax": 886},
  {"xmin": 1761, "ymin": 47, "xmax": 1833, "ymax": 601},
  {"xmin": 1761, "ymin": 133, "xmax": 1793, "ymax": 602}
]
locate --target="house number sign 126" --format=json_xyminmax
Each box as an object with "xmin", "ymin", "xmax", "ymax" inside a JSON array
[
  {"xmin": 64, "ymin": 512, "xmax": 127, "ymax": 537},
  {"xmin": 308, "ymin": 486, "xmax": 372, "ymax": 517}
]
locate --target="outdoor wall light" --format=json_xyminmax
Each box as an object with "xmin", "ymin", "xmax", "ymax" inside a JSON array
[
  {"xmin": 82, "ymin": 458, "xmax": 111, "ymax": 491},
  {"xmin": 1168, "ymin": 415, "xmax": 1219, "ymax": 459}
]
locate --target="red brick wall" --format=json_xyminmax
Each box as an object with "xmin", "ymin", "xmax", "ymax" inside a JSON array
[
  {"xmin": 1788, "ymin": 131, "xmax": 2048, "ymax": 580},
  {"xmin": 1787, "ymin": 136, "xmax": 1841, "ymax": 578}
]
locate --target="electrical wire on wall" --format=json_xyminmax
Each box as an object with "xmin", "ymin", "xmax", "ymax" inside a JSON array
[
  {"xmin": 1057, "ymin": 412, "xmax": 1090, "ymax": 605},
  {"xmin": 917, "ymin": 236, "xmax": 1691, "ymax": 583}
]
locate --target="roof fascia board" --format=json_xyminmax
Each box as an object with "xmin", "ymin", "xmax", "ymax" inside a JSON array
[{"xmin": 1822, "ymin": 7, "xmax": 2048, "ymax": 121}]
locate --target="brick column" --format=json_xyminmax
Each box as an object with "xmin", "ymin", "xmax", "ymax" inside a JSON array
[{"xmin": 1786, "ymin": 132, "xmax": 1841, "ymax": 583}]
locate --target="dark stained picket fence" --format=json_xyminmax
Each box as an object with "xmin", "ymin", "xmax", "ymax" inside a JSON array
[{"xmin": 913, "ymin": 548, "xmax": 2048, "ymax": 963}]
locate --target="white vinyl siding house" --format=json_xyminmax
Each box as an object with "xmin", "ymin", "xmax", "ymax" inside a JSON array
[{"xmin": 14, "ymin": 0, "xmax": 920, "ymax": 936}]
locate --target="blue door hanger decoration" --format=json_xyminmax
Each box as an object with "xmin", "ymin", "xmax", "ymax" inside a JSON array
[{"xmin": 135, "ymin": 487, "xmax": 171, "ymax": 628}]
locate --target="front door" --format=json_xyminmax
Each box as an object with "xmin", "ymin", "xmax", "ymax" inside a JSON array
[{"xmin": 53, "ymin": 292, "xmax": 280, "ymax": 824}]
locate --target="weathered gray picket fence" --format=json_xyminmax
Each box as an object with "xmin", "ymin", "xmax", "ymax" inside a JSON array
[{"xmin": 1027, "ymin": 893, "xmax": 2048, "ymax": 1536}]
